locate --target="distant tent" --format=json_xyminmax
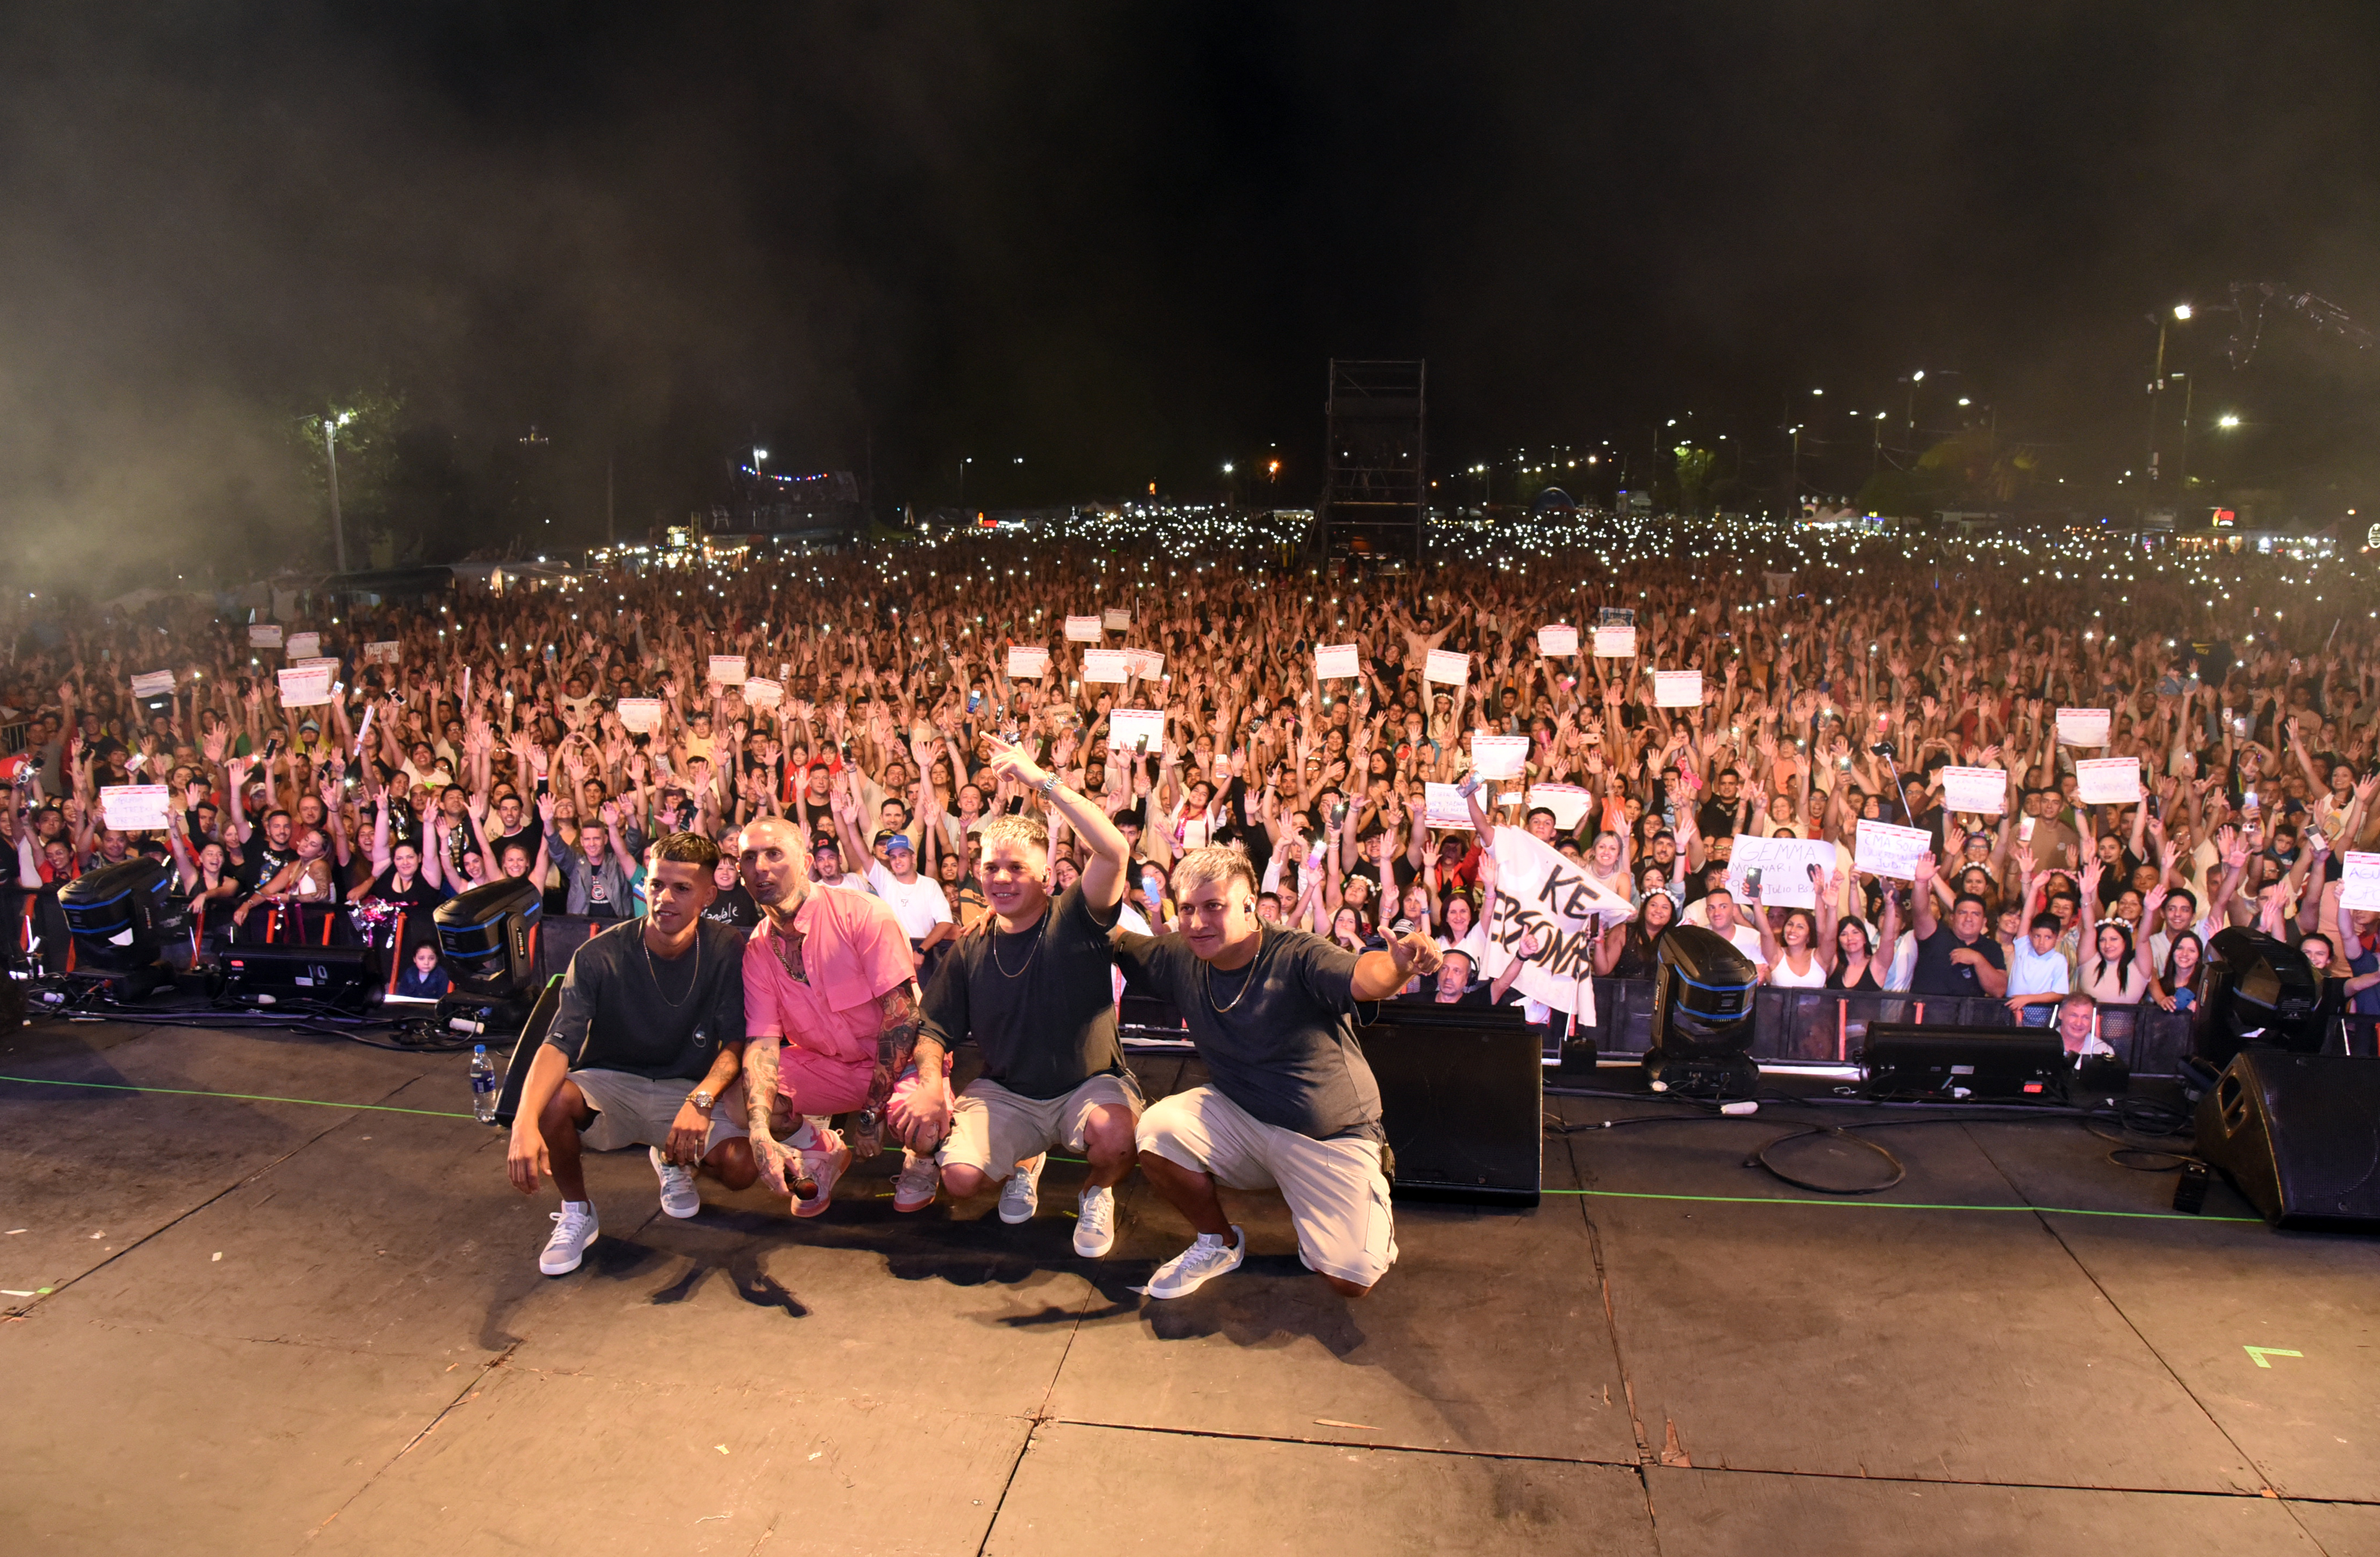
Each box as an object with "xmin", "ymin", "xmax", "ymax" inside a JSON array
[{"xmin": 1530, "ymin": 486, "xmax": 1577, "ymax": 516}]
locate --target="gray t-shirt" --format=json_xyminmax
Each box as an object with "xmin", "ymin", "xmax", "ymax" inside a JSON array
[
  {"xmin": 1111, "ymin": 923, "xmax": 1382, "ymax": 1141},
  {"xmin": 543, "ymin": 918, "xmax": 747, "ymax": 1081}
]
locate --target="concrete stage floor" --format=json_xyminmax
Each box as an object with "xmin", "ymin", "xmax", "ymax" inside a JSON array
[{"xmin": 4, "ymin": 1015, "xmax": 2377, "ymax": 1556}]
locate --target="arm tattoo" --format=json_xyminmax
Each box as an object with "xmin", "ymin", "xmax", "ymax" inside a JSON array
[
  {"xmin": 744, "ymin": 1040, "xmax": 778, "ymax": 1136},
  {"xmin": 853, "ymin": 982, "xmax": 923, "ymax": 1161}
]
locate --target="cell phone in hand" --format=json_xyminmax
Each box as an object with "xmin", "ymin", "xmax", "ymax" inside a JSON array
[{"xmin": 1743, "ymin": 866, "xmax": 1763, "ymax": 897}]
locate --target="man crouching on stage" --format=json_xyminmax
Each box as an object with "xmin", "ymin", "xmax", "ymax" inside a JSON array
[
  {"xmin": 900, "ymin": 741, "xmax": 1140, "ymax": 1256},
  {"xmin": 506, "ymin": 833, "xmax": 758, "ymax": 1276},
  {"xmin": 1115, "ymin": 844, "xmax": 1440, "ymax": 1300},
  {"xmin": 736, "ymin": 816, "xmax": 946, "ymax": 1215}
]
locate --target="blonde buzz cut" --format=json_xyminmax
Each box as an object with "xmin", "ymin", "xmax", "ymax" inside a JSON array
[
  {"xmin": 1172, "ymin": 844, "xmax": 1256, "ymax": 900},
  {"xmin": 979, "ymin": 813, "xmax": 1050, "ymax": 859}
]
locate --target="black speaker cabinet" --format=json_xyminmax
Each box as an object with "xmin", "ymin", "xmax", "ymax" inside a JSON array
[
  {"xmin": 1359, "ymin": 1001, "xmax": 1541, "ymax": 1206},
  {"xmin": 219, "ymin": 944, "xmax": 374, "ymax": 1013},
  {"xmin": 2195, "ymin": 1051, "xmax": 2380, "ymax": 1231}
]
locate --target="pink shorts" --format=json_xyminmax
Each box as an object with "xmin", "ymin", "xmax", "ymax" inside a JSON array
[{"xmin": 773, "ymin": 1043, "xmax": 950, "ymax": 1117}]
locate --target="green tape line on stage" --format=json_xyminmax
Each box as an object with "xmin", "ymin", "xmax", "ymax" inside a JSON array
[
  {"xmin": 1545, "ymin": 1187, "xmax": 2260, "ymax": 1221},
  {"xmin": 0, "ymin": 1074, "xmax": 475, "ymax": 1119}
]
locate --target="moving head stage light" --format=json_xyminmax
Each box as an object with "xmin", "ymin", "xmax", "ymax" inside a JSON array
[
  {"xmin": 1645, "ymin": 925, "xmax": 1759, "ymax": 1098},
  {"xmin": 434, "ymin": 875, "xmax": 543, "ymax": 1030}
]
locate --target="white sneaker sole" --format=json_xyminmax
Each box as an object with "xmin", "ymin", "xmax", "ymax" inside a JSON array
[
  {"xmin": 650, "ymin": 1148, "xmax": 701, "ymax": 1219},
  {"xmin": 538, "ymin": 1222, "xmax": 598, "ymax": 1277},
  {"xmin": 792, "ymin": 1148, "xmax": 852, "ymax": 1219},
  {"xmin": 1138, "ymin": 1229, "xmax": 1244, "ymax": 1299},
  {"xmin": 999, "ymin": 1158, "xmax": 1045, "ymax": 1225},
  {"xmin": 1072, "ymin": 1190, "xmax": 1117, "ymax": 1258}
]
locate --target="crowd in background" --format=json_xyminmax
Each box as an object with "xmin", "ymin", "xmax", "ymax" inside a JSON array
[{"xmin": 3, "ymin": 521, "xmax": 2377, "ymax": 1036}]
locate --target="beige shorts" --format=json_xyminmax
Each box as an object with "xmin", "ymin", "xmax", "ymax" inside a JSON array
[
  {"xmin": 941, "ymin": 1072, "xmax": 1142, "ymax": 1181},
  {"xmin": 1136, "ymin": 1084, "xmax": 1397, "ymax": 1288},
  {"xmin": 571, "ymin": 1069, "xmax": 749, "ymax": 1156}
]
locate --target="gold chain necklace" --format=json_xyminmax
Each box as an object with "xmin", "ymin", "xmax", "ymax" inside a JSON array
[
  {"xmin": 641, "ymin": 918, "xmax": 703, "ymax": 1009},
  {"xmin": 1204, "ymin": 939, "xmax": 1263, "ymax": 1013}
]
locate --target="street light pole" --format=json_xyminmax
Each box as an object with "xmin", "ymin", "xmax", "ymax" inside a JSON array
[
  {"xmin": 2147, "ymin": 304, "xmax": 2190, "ymax": 484},
  {"xmin": 324, "ymin": 415, "xmax": 347, "ymax": 574},
  {"xmin": 2174, "ymin": 374, "xmax": 2195, "ymax": 488}
]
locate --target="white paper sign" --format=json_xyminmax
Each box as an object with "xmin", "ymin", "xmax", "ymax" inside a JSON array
[
  {"xmin": 742, "ymin": 677, "xmax": 784, "ymax": 709},
  {"xmin": 284, "ymin": 632, "xmax": 320, "ymax": 660},
  {"xmin": 1537, "ymin": 625, "xmax": 1579, "ymax": 657},
  {"xmin": 2341, "ymin": 852, "xmax": 2380, "ymax": 913},
  {"xmin": 100, "ymin": 784, "xmax": 171, "ymax": 833},
  {"xmin": 1006, "ymin": 646, "xmax": 1050, "ymax": 680},
  {"xmin": 1423, "ymin": 782, "xmax": 1476, "ymax": 831},
  {"xmin": 1762, "ymin": 572, "xmax": 1796, "ymax": 597},
  {"xmin": 364, "ymin": 640, "xmax": 401, "ymax": 664},
  {"xmin": 292, "ymin": 656, "xmax": 339, "ymax": 674},
  {"xmin": 276, "ymin": 664, "xmax": 335, "ymax": 707},
  {"xmin": 1424, "ymin": 648, "xmax": 1471, "ymax": 686},
  {"xmin": 1101, "ymin": 607, "xmax": 1131, "ymax": 632},
  {"xmin": 1526, "ymin": 783, "xmax": 1593, "ymax": 831},
  {"xmin": 248, "ymin": 624, "xmax": 283, "ymax": 649},
  {"xmin": 1081, "ymin": 649, "xmax": 1131, "ymax": 684},
  {"xmin": 1469, "ymin": 734, "xmax": 1530, "ymax": 781},
  {"xmin": 1482, "ymin": 825, "xmax": 1635, "ymax": 1018},
  {"xmin": 2074, "ymin": 757, "xmax": 2144, "ymax": 805},
  {"xmin": 2056, "ymin": 708, "xmax": 2112, "ymax": 746},
  {"xmin": 129, "ymin": 670, "xmax": 176, "ymax": 699},
  {"xmin": 1064, "ymin": 616, "xmax": 1103, "ymax": 643},
  {"xmin": 1654, "ymin": 670, "xmax": 1704, "ymax": 708},
  {"xmin": 1854, "ymin": 819, "xmax": 1933, "ymax": 881},
  {"xmin": 1108, "ymin": 709, "xmax": 1166, "ymax": 753},
  {"xmin": 1940, "ymin": 767, "xmax": 2008, "ymax": 816},
  {"xmin": 1727, "ymin": 833, "xmax": 1836, "ymax": 910},
  {"xmin": 1315, "ymin": 643, "xmax": 1362, "ymax": 680},
  {"xmin": 707, "ymin": 655, "xmax": 748, "ymax": 686},
  {"xmin": 1125, "ymin": 648, "xmax": 1165, "ymax": 680},
  {"xmin": 1592, "ymin": 625, "xmax": 1638, "ymax": 658},
  {"xmin": 616, "ymin": 697, "xmax": 665, "ymax": 734}
]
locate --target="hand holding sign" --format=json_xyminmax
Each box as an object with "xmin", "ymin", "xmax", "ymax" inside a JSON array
[
  {"xmin": 1315, "ymin": 644, "xmax": 1361, "ymax": 680},
  {"xmin": 1536, "ymin": 625, "xmax": 1579, "ymax": 657}
]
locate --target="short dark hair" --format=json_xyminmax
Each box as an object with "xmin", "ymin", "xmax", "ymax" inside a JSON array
[
  {"xmin": 650, "ymin": 831, "xmax": 721, "ymax": 871},
  {"xmin": 1952, "ymin": 891, "xmax": 1988, "ymax": 914},
  {"xmin": 2166, "ymin": 887, "xmax": 2198, "ymax": 912},
  {"xmin": 2029, "ymin": 912, "xmax": 2062, "ymax": 935}
]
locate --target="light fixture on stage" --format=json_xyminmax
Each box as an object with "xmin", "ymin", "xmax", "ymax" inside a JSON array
[
  {"xmin": 56, "ymin": 856, "xmax": 175, "ymax": 1001},
  {"xmin": 433, "ymin": 875, "xmax": 544, "ymax": 1025},
  {"xmin": 1644, "ymin": 924, "xmax": 1759, "ymax": 1098},
  {"xmin": 2188, "ymin": 928, "xmax": 2321, "ymax": 1084}
]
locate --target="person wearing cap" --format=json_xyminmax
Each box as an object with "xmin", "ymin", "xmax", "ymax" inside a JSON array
[
  {"xmin": 809, "ymin": 828, "xmax": 869, "ymax": 892},
  {"xmin": 828, "ymin": 784, "xmax": 954, "ymax": 976}
]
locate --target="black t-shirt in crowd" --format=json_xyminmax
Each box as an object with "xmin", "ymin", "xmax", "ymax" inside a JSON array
[
  {"xmin": 1909, "ymin": 925, "xmax": 2006, "ymax": 998},
  {"xmin": 542, "ymin": 918, "xmax": 747, "ymax": 1082},
  {"xmin": 365, "ymin": 867, "xmax": 450, "ymax": 909},
  {"xmin": 237, "ymin": 841, "xmax": 295, "ymax": 894},
  {"xmin": 1111, "ymin": 922, "xmax": 1382, "ymax": 1141},
  {"xmin": 923, "ymin": 881, "xmax": 1123, "ymax": 1100},
  {"xmin": 702, "ymin": 883, "xmax": 760, "ymax": 930}
]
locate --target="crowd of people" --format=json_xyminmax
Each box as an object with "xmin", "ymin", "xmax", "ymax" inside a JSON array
[{"xmin": 5, "ymin": 521, "xmax": 2378, "ymax": 1287}]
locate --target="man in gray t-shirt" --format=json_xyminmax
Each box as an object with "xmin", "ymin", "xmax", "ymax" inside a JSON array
[{"xmin": 1113, "ymin": 844, "xmax": 1441, "ymax": 1303}]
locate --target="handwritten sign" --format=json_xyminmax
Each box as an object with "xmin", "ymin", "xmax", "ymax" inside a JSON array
[
  {"xmin": 2341, "ymin": 852, "xmax": 2380, "ymax": 913},
  {"xmin": 1064, "ymin": 615, "xmax": 1103, "ymax": 643},
  {"xmin": 1006, "ymin": 646, "xmax": 1050, "ymax": 680},
  {"xmin": 1315, "ymin": 643, "xmax": 1362, "ymax": 680},
  {"xmin": 1592, "ymin": 625, "xmax": 1638, "ymax": 658},
  {"xmin": 1526, "ymin": 783, "xmax": 1593, "ymax": 831},
  {"xmin": 707, "ymin": 655, "xmax": 748, "ymax": 686},
  {"xmin": 99, "ymin": 784, "xmax": 171, "ymax": 833},
  {"xmin": 1940, "ymin": 767, "xmax": 2008, "ymax": 816},
  {"xmin": 1482, "ymin": 825, "xmax": 1634, "ymax": 1018},
  {"xmin": 1537, "ymin": 624, "xmax": 1579, "ymax": 657},
  {"xmin": 364, "ymin": 640, "xmax": 401, "ymax": 664},
  {"xmin": 276, "ymin": 664, "xmax": 335, "ymax": 707},
  {"xmin": 1470, "ymin": 734, "xmax": 1530, "ymax": 781},
  {"xmin": 615, "ymin": 697, "xmax": 664, "ymax": 734},
  {"xmin": 284, "ymin": 632, "xmax": 320, "ymax": 661},
  {"xmin": 1125, "ymin": 648, "xmax": 1165, "ymax": 680},
  {"xmin": 1727, "ymin": 833, "xmax": 1836, "ymax": 910},
  {"xmin": 742, "ymin": 677, "xmax": 784, "ymax": 709},
  {"xmin": 1424, "ymin": 648, "xmax": 1472, "ymax": 686},
  {"xmin": 1107, "ymin": 709, "xmax": 1165, "ymax": 753},
  {"xmin": 248, "ymin": 624, "xmax": 283, "ymax": 649},
  {"xmin": 2075, "ymin": 757, "xmax": 2144, "ymax": 805},
  {"xmin": 1855, "ymin": 818, "xmax": 1932, "ymax": 881},
  {"xmin": 1102, "ymin": 607, "xmax": 1130, "ymax": 632},
  {"xmin": 1081, "ymin": 649, "xmax": 1130, "ymax": 684},
  {"xmin": 1653, "ymin": 670, "xmax": 1704, "ymax": 708},
  {"xmin": 1423, "ymin": 782, "xmax": 1476, "ymax": 831},
  {"xmin": 129, "ymin": 670, "xmax": 176, "ymax": 699},
  {"xmin": 2056, "ymin": 708, "xmax": 2112, "ymax": 746}
]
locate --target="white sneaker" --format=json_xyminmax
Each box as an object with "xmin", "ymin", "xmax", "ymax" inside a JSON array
[
  {"xmin": 1073, "ymin": 1183, "xmax": 1117, "ymax": 1258},
  {"xmin": 892, "ymin": 1151, "xmax": 941, "ymax": 1213},
  {"xmin": 1137, "ymin": 1226, "xmax": 1244, "ymax": 1299},
  {"xmin": 999, "ymin": 1155, "xmax": 1045, "ymax": 1225},
  {"xmin": 538, "ymin": 1202, "xmax": 599, "ymax": 1276},
  {"xmin": 649, "ymin": 1146, "xmax": 702, "ymax": 1219},
  {"xmin": 791, "ymin": 1144, "xmax": 852, "ymax": 1220}
]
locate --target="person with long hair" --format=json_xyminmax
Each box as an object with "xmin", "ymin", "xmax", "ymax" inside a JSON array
[
  {"xmin": 1596, "ymin": 887, "xmax": 1675, "ymax": 980},
  {"xmin": 2150, "ymin": 930, "xmax": 2211, "ymax": 1013}
]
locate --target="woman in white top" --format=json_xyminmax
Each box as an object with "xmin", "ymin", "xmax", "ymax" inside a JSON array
[{"xmin": 1758, "ymin": 906, "xmax": 1830, "ymax": 987}]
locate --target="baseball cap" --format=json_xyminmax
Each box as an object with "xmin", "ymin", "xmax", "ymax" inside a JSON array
[{"xmin": 879, "ymin": 832, "xmax": 914, "ymax": 854}]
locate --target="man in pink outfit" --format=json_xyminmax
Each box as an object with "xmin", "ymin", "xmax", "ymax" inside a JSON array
[{"xmin": 736, "ymin": 815, "xmax": 948, "ymax": 1218}]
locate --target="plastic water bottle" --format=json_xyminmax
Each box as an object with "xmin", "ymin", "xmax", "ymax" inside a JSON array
[{"xmin": 470, "ymin": 1045, "xmax": 498, "ymax": 1124}]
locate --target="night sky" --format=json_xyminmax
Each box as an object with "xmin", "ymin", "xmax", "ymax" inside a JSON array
[{"xmin": 6, "ymin": 3, "xmax": 2380, "ymax": 587}]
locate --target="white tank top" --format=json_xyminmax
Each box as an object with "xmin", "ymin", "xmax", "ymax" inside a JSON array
[{"xmin": 1769, "ymin": 951, "xmax": 1828, "ymax": 987}]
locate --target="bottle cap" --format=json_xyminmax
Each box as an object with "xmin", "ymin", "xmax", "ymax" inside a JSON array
[{"xmin": 473, "ymin": 1043, "xmax": 487, "ymax": 1055}]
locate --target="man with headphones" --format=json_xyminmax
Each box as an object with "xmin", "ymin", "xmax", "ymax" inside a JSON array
[
  {"xmin": 1115, "ymin": 844, "xmax": 1441, "ymax": 1301},
  {"xmin": 505, "ymin": 832, "xmax": 759, "ymax": 1277},
  {"xmin": 900, "ymin": 741, "xmax": 1139, "ymax": 1256}
]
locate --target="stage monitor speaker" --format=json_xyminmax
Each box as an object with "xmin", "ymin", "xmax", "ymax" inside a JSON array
[
  {"xmin": 493, "ymin": 974, "xmax": 566, "ymax": 1129},
  {"xmin": 1360, "ymin": 1000, "xmax": 1540, "ymax": 1205},
  {"xmin": 220, "ymin": 944, "xmax": 373, "ymax": 1013},
  {"xmin": 2194, "ymin": 929, "xmax": 2323, "ymax": 1073},
  {"xmin": 1862, "ymin": 1023, "xmax": 2066, "ymax": 1101},
  {"xmin": 2194, "ymin": 1051, "xmax": 2380, "ymax": 1231}
]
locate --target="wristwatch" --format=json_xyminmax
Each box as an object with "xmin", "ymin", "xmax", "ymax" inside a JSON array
[
  {"xmin": 689, "ymin": 1089, "xmax": 715, "ymax": 1113},
  {"xmin": 1035, "ymin": 773, "xmax": 1062, "ymax": 798}
]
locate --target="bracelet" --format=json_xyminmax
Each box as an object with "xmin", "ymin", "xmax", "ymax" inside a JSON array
[{"xmin": 1035, "ymin": 774, "xmax": 1061, "ymax": 799}]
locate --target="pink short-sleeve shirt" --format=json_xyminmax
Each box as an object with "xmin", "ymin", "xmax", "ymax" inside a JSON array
[{"xmin": 743, "ymin": 886, "xmax": 915, "ymax": 1065}]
